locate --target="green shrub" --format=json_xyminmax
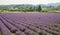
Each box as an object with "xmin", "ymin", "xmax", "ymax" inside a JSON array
[{"xmin": 42, "ymin": 10, "xmax": 48, "ymax": 12}]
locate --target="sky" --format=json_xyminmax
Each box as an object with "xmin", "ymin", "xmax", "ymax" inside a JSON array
[{"xmin": 0, "ymin": 0, "xmax": 60, "ymax": 5}]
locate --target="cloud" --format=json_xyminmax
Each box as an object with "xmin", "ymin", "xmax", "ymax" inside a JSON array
[{"xmin": 0, "ymin": 0, "xmax": 60, "ymax": 5}]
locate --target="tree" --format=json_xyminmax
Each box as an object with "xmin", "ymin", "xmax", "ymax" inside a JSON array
[{"xmin": 38, "ymin": 5, "xmax": 42, "ymax": 12}]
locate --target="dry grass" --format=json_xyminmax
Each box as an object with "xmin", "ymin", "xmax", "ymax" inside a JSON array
[
  {"xmin": 0, "ymin": 11, "xmax": 60, "ymax": 14},
  {"xmin": 0, "ymin": 33, "xmax": 15, "ymax": 35}
]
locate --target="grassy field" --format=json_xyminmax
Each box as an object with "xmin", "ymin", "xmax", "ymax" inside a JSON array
[{"xmin": 0, "ymin": 11, "xmax": 60, "ymax": 14}]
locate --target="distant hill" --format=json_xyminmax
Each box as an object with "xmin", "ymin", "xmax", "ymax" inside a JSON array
[
  {"xmin": 0, "ymin": 4, "xmax": 37, "ymax": 9},
  {"xmin": 47, "ymin": 3, "xmax": 60, "ymax": 6},
  {"xmin": 0, "ymin": 2, "xmax": 60, "ymax": 9},
  {"xmin": 41, "ymin": 3, "xmax": 60, "ymax": 8}
]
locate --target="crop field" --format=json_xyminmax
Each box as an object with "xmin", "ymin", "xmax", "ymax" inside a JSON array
[{"xmin": 0, "ymin": 13, "xmax": 60, "ymax": 35}]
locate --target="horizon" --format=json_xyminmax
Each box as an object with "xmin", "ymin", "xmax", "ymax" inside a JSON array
[{"xmin": 0, "ymin": 0, "xmax": 60, "ymax": 5}]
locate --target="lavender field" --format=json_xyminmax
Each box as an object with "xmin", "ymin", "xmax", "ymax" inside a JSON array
[{"xmin": 0, "ymin": 13, "xmax": 60, "ymax": 35}]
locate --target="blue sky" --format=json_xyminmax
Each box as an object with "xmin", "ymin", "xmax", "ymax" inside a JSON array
[{"xmin": 0, "ymin": 0, "xmax": 60, "ymax": 5}]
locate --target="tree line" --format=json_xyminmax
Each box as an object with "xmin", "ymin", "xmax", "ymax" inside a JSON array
[{"xmin": 0, "ymin": 4, "xmax": 42, "ymax": 12}]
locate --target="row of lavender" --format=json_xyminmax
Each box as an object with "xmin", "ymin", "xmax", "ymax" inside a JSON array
[{"xmin": 0, "ymin": 13, "xmax": 60, "ymax": 35}]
